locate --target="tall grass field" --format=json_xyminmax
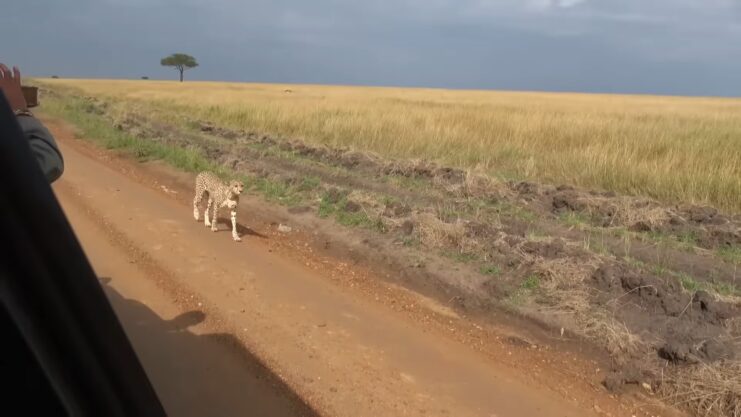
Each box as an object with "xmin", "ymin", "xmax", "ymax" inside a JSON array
[{"xmin": 38, "ymin": 79, "xmax": 741, "ymax": 212}]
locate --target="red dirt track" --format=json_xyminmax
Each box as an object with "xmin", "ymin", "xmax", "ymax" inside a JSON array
[{"xmin": 49, "ymin": 118, "xmax": 682, "ymax": 417}]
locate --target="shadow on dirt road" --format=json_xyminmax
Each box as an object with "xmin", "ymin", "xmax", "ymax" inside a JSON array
[{"xmin": 99, "ymin": 277, "xmax": 318, "ymax": 417}]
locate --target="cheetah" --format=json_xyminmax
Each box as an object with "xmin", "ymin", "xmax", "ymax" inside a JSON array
[{"xmin": 193, "ymin": 172, "xmax": 245, "ymax": 241}]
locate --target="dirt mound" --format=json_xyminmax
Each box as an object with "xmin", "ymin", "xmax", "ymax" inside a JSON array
[
  {"xmin": 659, "ymin": 337, "xmax": 734, "ymax": 364},
  {"xmin": 521, "ymin": 239, "xmax": 568, "ymax": 259},
  {"xmin": 683, "ymin": 205, "xmax": 729, "ymax": 225},
  {"xmin": 550, "ymin": 189, "xmax": 741, "ymax": 250},
  {"xmin": 592, "ymin": 263, "xmax": 738, "ymax": 322},
  {"xmin": 383, "ymin": 201, "xmax": 411, "ymax": 218},
  {"xmin": 591, "ymin": 263, "xmax": 738, "ymax": 370},
  {"xmin": 197, "ymin": 122, "xmax": 244, "ymax": 140},
  {"xmin": 509, "ymin": 176, "xmax": 741, "ymax": 254}
]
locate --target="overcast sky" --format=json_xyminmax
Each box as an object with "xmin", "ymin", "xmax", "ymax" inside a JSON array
[{"xmin": 2, "ymin": 0, "xmax": 740, "ymax": 96}]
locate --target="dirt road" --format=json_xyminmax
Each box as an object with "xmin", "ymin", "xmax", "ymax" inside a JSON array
[{"xmin": 52, "ymin": 125, "xmax": 631, "ymax": 417}]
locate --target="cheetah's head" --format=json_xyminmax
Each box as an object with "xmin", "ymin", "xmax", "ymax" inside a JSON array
[{"xmin": 230, "ymin": 180, "xmax": 245, "ymax": 195}]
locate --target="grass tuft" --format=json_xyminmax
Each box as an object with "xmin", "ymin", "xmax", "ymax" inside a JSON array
[{"xmin": 479, "ymin": 265, "xmax": 502, "ymax": 276}]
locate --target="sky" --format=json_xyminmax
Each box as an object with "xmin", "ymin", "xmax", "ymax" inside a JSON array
[{"xmin": 2, "ymin": 0, "xmax": 740, "ymax": 96}]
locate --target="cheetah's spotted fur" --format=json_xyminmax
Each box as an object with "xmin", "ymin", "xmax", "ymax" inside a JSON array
[{"xmin": 193, "ymin": 172, "xmax": 245, "ymax": 241}]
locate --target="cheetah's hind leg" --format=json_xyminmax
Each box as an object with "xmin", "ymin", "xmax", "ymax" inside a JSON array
[
  {"xmin": 210, "ymin": 203, "xmax": 219, "ymax": 232},
  {"xmin": 204, "ymin": 197, "xmax": 214, "ymax": 228},
  {"xmin": 193, "ymin": 183, "xmax": 206, "ymax": 221}
]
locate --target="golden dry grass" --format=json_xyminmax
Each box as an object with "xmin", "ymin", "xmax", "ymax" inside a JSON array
[
  {"xmin": 658, "ymin": 360, "xmax": 741, "ymax": 417},
  {"xmin": 37, "ymin": 78, "xmax": 741, "ymax": 212}
]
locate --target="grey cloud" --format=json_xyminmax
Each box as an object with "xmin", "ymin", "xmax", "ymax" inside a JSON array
[{"xmin": 1, "ymin": 0, "xmax": 739, "ymax": 95}]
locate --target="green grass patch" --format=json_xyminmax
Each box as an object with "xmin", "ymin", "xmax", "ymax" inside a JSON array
[
  {"xmin": 436, "ymin": 205, "xmax": 462, "ymax": 223},
  {"xmin": 678, "ymin": 273, "xmax": 700, "ymax": 292},
  {"xmin": 558, "ymin": 211, "xmax": 590, "ymax": 228},
  {"xmin": 386, "ymin": 174, "xmax": 431, "ymax": 192},
  {"xmin": 682, "ymin": 273, "xmax": 740, "ymax": 297},
  {"xmin": 42, "ymin": 94, "xmax": 223, "ymax": 176},
  {"xmin": 253, "ymin": 178, "xmax": 303, "ymax": 206},
  {"xmin": 336, "ymin": 209, "xmax": 374, "ymax": 228},
  {"xmin": 479, "ymin": 264, "xmax": 501, "ymax": 276},
  {"xmin": 317, "ymin": 192, "xmax": 386, "ymax": 232},
  {"xmin": 624, "ymin": 256, "xmax": 646, "ymax": 269},
  {"xmin": 580, "ymin": 230, "xmax": 613, "ymax": 256},
  {"xmin": 676, "ymin": 231, "xmax": 699, "ymax": 251},
  {"xmin": 298, "ymin": 176, "xmax": 321, "ymax": 191},
  {"xmin": 400, "ymin": 236, "xmax": 420, "ymax": 247},
  {"xmin": 610, "ymin": 227, "xmax": 632, "ymax": 238},
  {"xmin": 318, "ymin": 194, "xmax": 336, "ymax": 218},
  {"xmin": 505, "ymin": 275, "xmax": 541, "ymax": 306},
  {"xmin": 651, "ymin": 264, "xmax": 669, "ymax": 277},
  {"xmin": 521, "ymin": 274, "xmax": 541, "ymax": 290},
  {"xmin": 718, "ymin": 246, "xmax": 741, "ymax": 264},
  {"xmin": 526, "ymin": 230, "xmax": 550, "ymax": 242},
  {"xmin": 673, "ymin": 272, "xmax": 740, "ymax": 297},
  {"xmin": 642, "ymin": 230, "xmax": 699, "ymax": 253},
  {"xmin": 643, "ymin": 231, "xmax": 672, "ymax": 245},
  {"xmin": 492, "ymin": 201, "xmax": 537, "ymax": 223},
  {"xmin": 246, "ymin": 141, "xmax": 271, "ymax": 153},
  {"xmin": 711, "ymin": 282, "xmax": 741, "ymax": 297}
]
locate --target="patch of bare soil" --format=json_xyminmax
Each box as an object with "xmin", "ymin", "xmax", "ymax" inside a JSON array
[{"xmin": 49, "ymin": 90, "xmax": 741, "ymax": 416}]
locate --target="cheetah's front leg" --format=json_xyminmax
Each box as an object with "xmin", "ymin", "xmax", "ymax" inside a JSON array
[{"xmin": 231, "ymin": 210, "xmax": 241, "ymax": 242}]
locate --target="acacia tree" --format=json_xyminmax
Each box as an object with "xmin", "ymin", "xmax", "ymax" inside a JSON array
[{"xmin": 160, "ymin": 53, "xmax": 198, "ymax": 82}]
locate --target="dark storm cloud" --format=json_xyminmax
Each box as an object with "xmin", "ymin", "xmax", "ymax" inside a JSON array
[{"xmin": 2, "ymin": 0, "xmax": 740, "ymax": 95}]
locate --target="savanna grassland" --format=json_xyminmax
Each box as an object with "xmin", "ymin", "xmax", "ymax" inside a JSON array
[
  {"xmin": 36, "ymin": 79, "xmax": 741, "ymax": 417},
  {"xmin": 39, "ymin": 78, "xmax": 741, "ymax": 213}
]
